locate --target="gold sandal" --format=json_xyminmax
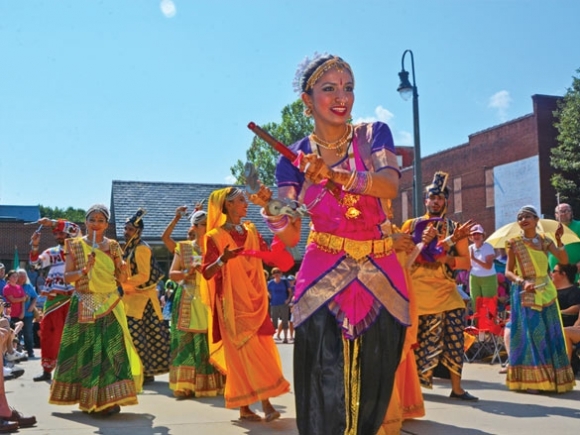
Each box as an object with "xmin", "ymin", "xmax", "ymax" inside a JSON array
[{"xmin": 239, "ymin": 410, "xmax": 262, "ymax": 421}]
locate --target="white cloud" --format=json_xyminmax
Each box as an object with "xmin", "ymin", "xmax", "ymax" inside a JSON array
[
  {"xmin": 396, "ymin": 130, "xmax": 413, "ymax": 147},
  {"xmin": 224, "ymin": 174, "xmax": 236, "ymax": 184},
  {"xmin": 354, "ymin": 105, "xmax": 413, "ymax": 146},
  {"xmin": 353, "ymin": 105, "xmax": 394, "ymax": 124},
  {"xmin": 160, "ymin": 0, "xmax": 176, "ymax": 18},
  {"xmin": 488, "ymin": 90, "xmax": 512, "ymax": 122}
]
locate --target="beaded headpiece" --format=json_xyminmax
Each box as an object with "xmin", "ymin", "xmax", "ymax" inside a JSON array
[
  {"xmin": 126, "ymin": 208, "xmax": 147, "ymax": 230},
  {"xmin": 226, "ymin": 187, "xmax": 244, "ymax": 201},
  {"xmin": 517, "ymin": 205, "xmax": 538, "ymax": 219},
  {"xmin": 293, "ymin": 53, "xmax": 354, "ymax": 93},
  {"xmin": 425, "ymin": 171, "xmax": 450, "ymax": 199},
  {"xmin": 86, "ymin": 204, "xmax": 110, "ymax": 222},
  {"xmin": 190, "ymin": 210, "xmax": 207, "ymax": 226}
]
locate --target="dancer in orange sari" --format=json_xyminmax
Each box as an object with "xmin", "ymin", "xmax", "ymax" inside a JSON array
[
  {"xmin": 379, "ymin": 218, "xmax": 425, "ymax": 435},
  {"xmin": 202, "ymin": 187, "xmax": 290, "ymax": 422}
]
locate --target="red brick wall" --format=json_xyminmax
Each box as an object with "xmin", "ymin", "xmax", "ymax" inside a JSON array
[
  {"xmin": 0, "ymin": 222, "xmax": 116, "ymax": 269},
  {"xmin": 392, "ymin": 94, "xmax": 561, "ymax": 233}
]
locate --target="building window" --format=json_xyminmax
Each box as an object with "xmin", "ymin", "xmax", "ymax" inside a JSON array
[
  {"xmin": 453, "ymin": 177, "xmax": 462, "ymax": 213},
  {"xmin": 485, "ymin": 169, "xmax": 494, "ymax": 208}
]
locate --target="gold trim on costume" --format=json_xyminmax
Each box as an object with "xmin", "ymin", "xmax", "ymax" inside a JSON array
[
  {"xmin": 177, "ymin": 241, "xmax": 196, "ymax": 330},
  {"xmin": 308, "ymin": 231, "xmax": 393, "ymax": 261},
  {"xmin": 292, "ymin": 256, "xmax": 411, "ymax": 330},
  {"xmin": 343, "ymin": 335, "xmax": 362, "ymax": 435}
]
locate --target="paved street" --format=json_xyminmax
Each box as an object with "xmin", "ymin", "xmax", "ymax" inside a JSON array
[{"xmin": 6, "ymin": 343, "xmax": 580, "ymax": 435}]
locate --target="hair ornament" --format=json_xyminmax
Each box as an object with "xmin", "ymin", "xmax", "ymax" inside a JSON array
[{"xmin": 292, "ymin": 51, "xmax": 327, "ymax": 94}]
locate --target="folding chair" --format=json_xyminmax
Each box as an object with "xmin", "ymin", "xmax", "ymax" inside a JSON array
[{"xmin": 464, "ymin": 297, "xmax": 507, "ymax": 365}]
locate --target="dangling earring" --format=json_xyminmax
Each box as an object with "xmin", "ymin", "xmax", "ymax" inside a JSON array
[{"xmin": 304, "ymin": 106, "xmax": 312, "ymax": 117}]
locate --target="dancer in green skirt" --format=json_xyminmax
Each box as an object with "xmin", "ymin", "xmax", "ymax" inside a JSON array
[
  {"xmin": 49, "ymin": 204, "xmax": 143, "ymax": 416},
  {"xmin": 168, "ymin": 210, "xmax": 225, "ymax": 399}
]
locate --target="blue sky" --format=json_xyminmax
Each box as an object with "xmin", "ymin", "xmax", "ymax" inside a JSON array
[{"xmin": 1, "ymin": 0, "xmax": 578, "ymax": 210}]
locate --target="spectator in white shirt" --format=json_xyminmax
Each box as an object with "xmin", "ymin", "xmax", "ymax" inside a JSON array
[{"xmin": 468, "ymin": 224, "xmax": 498, "ymax": 312}]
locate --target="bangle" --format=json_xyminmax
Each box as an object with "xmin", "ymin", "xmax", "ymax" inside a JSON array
[
  {"xmin": 343, "ymin": 171, "xmax": 372, "ymax": 194},
  {"xmin": 31, "ymin": 245, "xmax": 39, "ymax": 251},
  {"xmin": 442, "ymin": 235, "xmax": 454, "ymax": 249},
  {"xmin": 343, "ymin": 170, "xmax": 357, "ymax": 191},
  {"xmin": 216, "ymin": 257, "xmax": 225, "ymax": 267},
  {"xmin": 516, "ymin": 277, "xmax": 524, "ymax": 285},
  {"xmin": 261, "ymin": 209, "xmax": 290, "ymax": 233}
]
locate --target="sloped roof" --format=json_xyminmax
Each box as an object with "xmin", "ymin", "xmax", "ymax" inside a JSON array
[
  {"xmin": 110, "ymin": 180, "xmax": 311, "ymax": 259},
  {"xmin": 0, "ymin": 205, "xmax": 41, "ymax": 222}
]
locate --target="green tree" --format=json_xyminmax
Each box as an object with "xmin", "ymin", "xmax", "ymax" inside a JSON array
[
  {"xmin": 230, "ymin": 99, "xmax": 313, "ymax": 186},
  {"xmin": 551, "ymin": 69, "xmax": 580, "ymax": 211},
  {"xmin": 39, "ymin": 205, "xmax": 86, "ymax": 223}
]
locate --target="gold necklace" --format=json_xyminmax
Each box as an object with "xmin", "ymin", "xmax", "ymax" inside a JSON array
[{"xmin": 310, "ymin": 124, "xmax": 353, "ymax": 157}]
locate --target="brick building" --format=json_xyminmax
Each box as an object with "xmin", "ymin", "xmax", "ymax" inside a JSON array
[
  {"xmin": 0, "ymin": 206, "xmax": 41, "ymax": 269},
  {"xmin": 391, "ymin": 94, "xmax": 562, "ymax": 233}
]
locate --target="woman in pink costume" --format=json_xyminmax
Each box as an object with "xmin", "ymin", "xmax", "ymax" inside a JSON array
[{"xmin": 268, "ymin": 54, "xmax": 412, "ymax": 435}]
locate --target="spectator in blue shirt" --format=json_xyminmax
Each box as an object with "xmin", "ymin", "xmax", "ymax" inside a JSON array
[
  {"xmin": 17, "ymin": 269, "xmax": 38, "ymax": 358},
  {"xmin": 267, "ymin": 268, "xmax": 292, "ymax": 343}
]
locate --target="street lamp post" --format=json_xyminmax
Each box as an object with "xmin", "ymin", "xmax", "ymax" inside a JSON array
[{"xmin": 397, "ymin": 49, "xmax": 422, "ymax": 217}]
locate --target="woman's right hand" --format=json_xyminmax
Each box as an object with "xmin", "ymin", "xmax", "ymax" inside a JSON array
[
  {"xmin": 296, "ymin": 153, "xmax": 333, "ymax": 184},
  {"xmin": 175, "ymin": 205, "xmax": 188, "ymax": 219},
  {"xmin": 522, "ymin": 279, "xmax": 535, "ymax": 292}
]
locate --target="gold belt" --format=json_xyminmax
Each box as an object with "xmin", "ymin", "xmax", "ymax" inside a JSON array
[{"xmin": 308, "ymin": 231, "xmax": 393, "ymax": 261}]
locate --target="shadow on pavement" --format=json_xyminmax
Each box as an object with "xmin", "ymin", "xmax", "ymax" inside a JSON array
[
  {"xmin": 423, "ymin": 392, "xmax": 580, "ymax": 419},
  {"xmin": 52, "ymin": 411, "xmax": 171, "ymax": 435},
  {"xmin": 232, "ymin": 417, "xmax": 298, "ymax": 434},
  {"xmin": 402, "ymin": 419, "xmax": 495, "ymax": 435}
]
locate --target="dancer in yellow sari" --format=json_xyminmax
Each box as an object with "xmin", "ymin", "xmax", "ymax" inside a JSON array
[
  {"xmin": 505, "ymin": 205, "xmax": 574, "ymax": 393},
  {"xmin": 49, "ymin": 204, "xmax": 143, "ymax": 416}
]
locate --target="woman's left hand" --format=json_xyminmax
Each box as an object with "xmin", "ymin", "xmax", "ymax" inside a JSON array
[
  {"xmin": 85, "ymin": 253, "xmax": 96, "ymax": 275},
  {"xmin": 392, "ymin": 233, "xmax": 415, "ymax": 254}
]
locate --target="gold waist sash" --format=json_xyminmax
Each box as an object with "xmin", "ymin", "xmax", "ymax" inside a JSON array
[{"xmin": 308, "ymin": 231, "xmax": 393, "ymax": 261}]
